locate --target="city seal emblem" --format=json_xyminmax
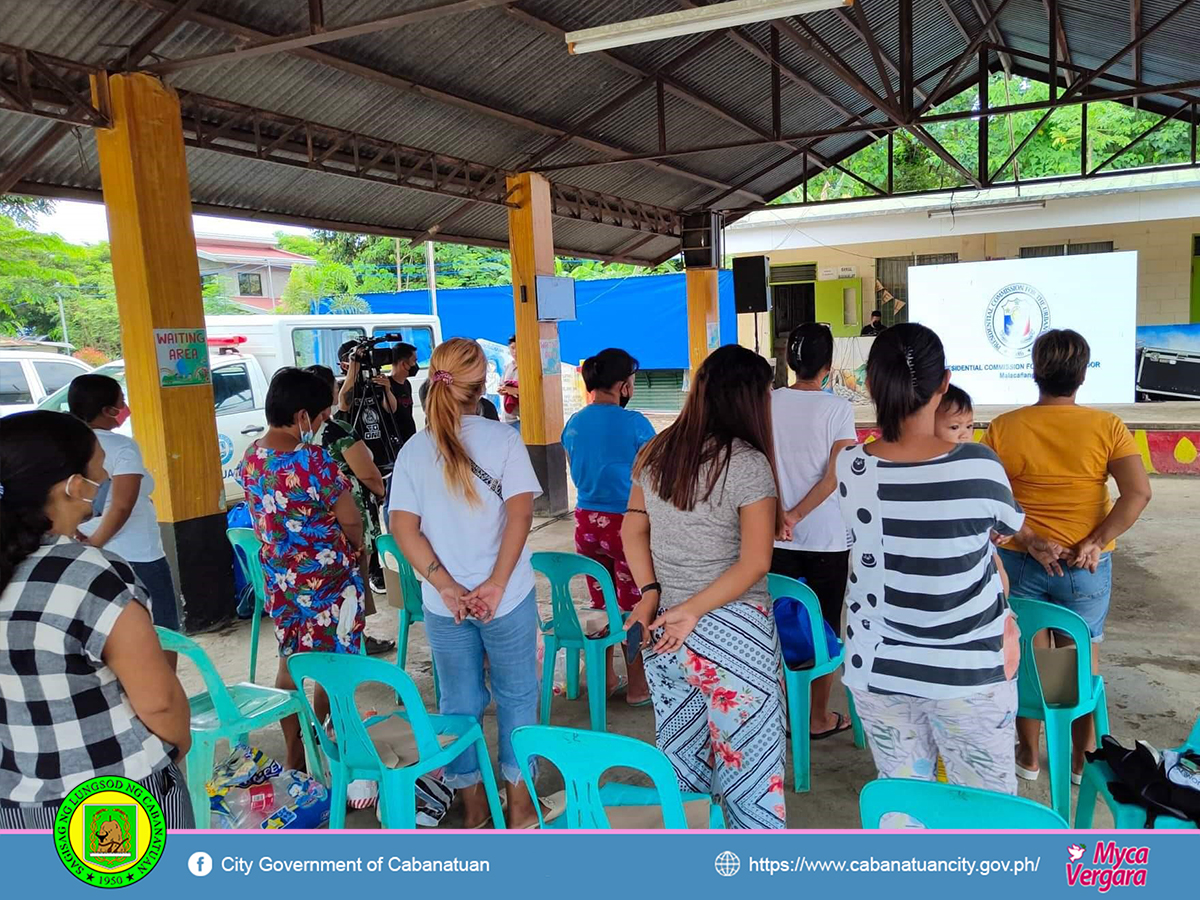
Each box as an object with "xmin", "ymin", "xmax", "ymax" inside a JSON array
[
  {"xmin": 985, "ymin": 282, "xmax": 1050, "ymax": 358},
  {"xmin": 54, "ymin": 775, "xmax": 166, "ymax": 888}
]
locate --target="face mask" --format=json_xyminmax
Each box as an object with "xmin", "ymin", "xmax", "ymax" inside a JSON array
[
  {"xmin": 66, "ymin": 474, "xmax": 104, "ymax": 522},
  {"xmin": 409, "ymin": 362, "xmax": 420, "ymax": 377},
  {"xmin": 300, "ymin": 412, "xmax": 315, "ymax": 444}
]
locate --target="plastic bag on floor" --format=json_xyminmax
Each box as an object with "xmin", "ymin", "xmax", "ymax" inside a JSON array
[
  {"xmin": 207, "ymin": 744, "xmax": 330, "ymax": 829},
  {"xmin": 535, "ymin": 615, "xmax": 626, "ymax": 697},
  {"xmin": 336, "ymin": 710, "xmax": 454, "ymax": 827}
]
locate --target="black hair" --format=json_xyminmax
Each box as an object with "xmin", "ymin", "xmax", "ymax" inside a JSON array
[
  {"xmin": 337, "ymin": 340, "xmax": 357, "ymax": 363},
  {"xmin": 265, "ymin": 367, "xmax": 333, "ymax": 428},
  {"xmin": 67, "ymin": 373, "xmax": 123, "ymax": 423},
  {"xmin": 507, "ymin": 334, "xmax": 517, "ymax": 345},
  {"xmin": 866, "ymin": 322, "xmax": 947, "ymax": 442},
  {"xmin": 581, "ymin": 348, "xmax": 639, "ymax": 392},
  {"xmin": 785, "ymin": 322, "xmax": 834, "ymax": 381},
  {"xmin": 306, "ymin": 364, "xmax": 338, "ymax": 395},
  {"xmin": 1, "ymin": 411, "xmax": 98, "ymax": 590},
  {"xmin": 939, "ymin": 383, "xmax": 973, "ymax": 415},
  {"xmin": 1033, "ymin": 329, "xmax": 1091, "ymax": 397},
  {"xmin": 391, "ymin": 342, "xmax": 418, "ymax": 366},
  {"xmin": 870, "ymin": 309, "xmax": 882, "ymax": 318}
]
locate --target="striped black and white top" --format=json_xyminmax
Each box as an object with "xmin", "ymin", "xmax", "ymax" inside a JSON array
[{"xmin": 836, "ymin": 442, "xmax": 1025, "ymax": 700}]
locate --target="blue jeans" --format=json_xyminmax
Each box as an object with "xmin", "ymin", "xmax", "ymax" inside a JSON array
[
  {"xmin": 998, "ymin": 548, "xmax": 1112, "ymax": 642},
  {"xmin": 131, "ymin": 557, "xmax": 181, "ymax": 631},
  {"xmin": 423, "ymin": 589, "xmax": 538, "ymax": 786}
]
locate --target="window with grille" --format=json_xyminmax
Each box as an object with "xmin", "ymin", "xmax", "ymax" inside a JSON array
[
  {"xmin": 874, "ymin": 253, "xmax": 958, "ymax": 327},
  {"xmin": 770, "ymin": 263, "xmax": 818, "ymax": 283},
  {"xmin": 238, "ymin": 272, "xmax": 264, "ymax": 296},
  {"xmin": 1021, "ymin": 242, "xmax": 1113, "ymax": 258}
]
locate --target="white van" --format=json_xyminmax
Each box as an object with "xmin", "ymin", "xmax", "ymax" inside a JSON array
[
  {"xmin": 205, "ymin": 313, "xmax": 441, "ymax": 430},
  {"xmin": 38, "ymin": 347, "xmax": 270, "ymax": 503}
]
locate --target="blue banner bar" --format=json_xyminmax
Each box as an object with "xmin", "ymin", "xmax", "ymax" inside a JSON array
[{"xmin": 1, "ymin": 830, "xmax": 1192, "ymax": 898}]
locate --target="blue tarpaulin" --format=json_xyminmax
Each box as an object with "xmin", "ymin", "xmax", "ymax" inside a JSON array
[{"xmin": 316, "ymin": 271, "xmax": 736, "ymax": 370}]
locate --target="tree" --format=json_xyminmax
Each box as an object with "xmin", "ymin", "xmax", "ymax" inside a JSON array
[
  {"xmin": 774, "ymin": 75, "xmax": 1193, "ymax": 204},
  {"xmin": 0, "ymin": 196, "xmax": 54, "ymax": 228},
  {"xmin": 0, "ymin": 215, "xmax": 82, "ymax": 334}
]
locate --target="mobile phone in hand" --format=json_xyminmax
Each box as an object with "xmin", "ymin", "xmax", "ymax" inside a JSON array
[{"xmin": 625, "ymin": 622, "xmax": 644, "ymax": 665}]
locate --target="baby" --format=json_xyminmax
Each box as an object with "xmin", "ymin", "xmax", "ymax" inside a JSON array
[{"xmin": 935, "ymin": 384, "xmax": 1019, "ymax": 677}]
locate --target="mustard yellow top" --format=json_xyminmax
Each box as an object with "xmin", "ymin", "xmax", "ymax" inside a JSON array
[{"xmin": 982, "ymin": 405, "xmax": 1139, "ymax": 552}]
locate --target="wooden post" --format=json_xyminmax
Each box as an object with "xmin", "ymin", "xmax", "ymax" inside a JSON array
[
  {"xmin": 507, "ymin": 171, "xmax": 568, "ymax": 516},
  {"xmin": 92, "ymin": 71, "xmax": 232, "ymax": 631},
  {"xmin": 687, "ymin": 267, "xmax": 721, "ymax": 379}
]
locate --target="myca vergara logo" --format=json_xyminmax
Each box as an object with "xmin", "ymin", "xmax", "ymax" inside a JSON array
[
  {"xmin": 985, "ymin": 282, "xmax": 1050, "ymax": 358},
  {"xmin": 1065, "ymin": 841, "xmax": 1149, "ymax": 892},
  {"xmin": 54, "ymin": 776, "xmax": 167, "ymax": 888}
]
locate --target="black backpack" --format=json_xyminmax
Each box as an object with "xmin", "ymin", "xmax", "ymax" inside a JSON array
[{"xmin": 1087, "ymin": 735, "xmax": 1200, "ymax": 828}]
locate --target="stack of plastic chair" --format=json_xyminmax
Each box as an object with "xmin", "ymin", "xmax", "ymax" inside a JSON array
[
  {"xmin": 375, "ymin": 534, "xmax": 439, "ymax": 705},
  {"xmin": 287, "ymin": 652, "xmax": 504, "ymax": 829},
  {"xmin": 156, "ymin": 626, "xmax": 324, "ymax": 827},
  {"xmin": 532, "ymin": 551, "xmax": 627, "ymax": 733},
  {"xmin": 860, "ymin": 778, "xmax": 1069, "ymax": 829},
  {"xmin": 767, "ymin": 573, "xmax": 864, "ymax": 792},
  {"xmin": 1009, "ymin": 597, "xmax": 1110, "ymax": 822},
  {"xmin": 511, "ymin": 724, "xmax": 725, "ymax": 828}
]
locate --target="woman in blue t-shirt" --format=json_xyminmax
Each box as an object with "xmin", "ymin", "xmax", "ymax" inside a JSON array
[{"xmin": 561, "ymin": 349, "xmax": 657, "ymax": 706}]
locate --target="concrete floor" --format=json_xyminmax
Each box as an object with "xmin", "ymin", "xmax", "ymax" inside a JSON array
[{"xmin": 183, "ymin": 476, "xmax": 1200, "ymax": 829}]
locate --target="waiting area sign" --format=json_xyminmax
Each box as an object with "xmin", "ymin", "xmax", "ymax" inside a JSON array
[{"xmin": 910, "ymin": 253, "xmax": 1137, "ymax": 405}]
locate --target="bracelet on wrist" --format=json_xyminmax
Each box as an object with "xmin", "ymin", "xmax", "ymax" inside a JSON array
[{"xmin": 639, "ymin": 581, "xmax": 661, "ymax": 597}]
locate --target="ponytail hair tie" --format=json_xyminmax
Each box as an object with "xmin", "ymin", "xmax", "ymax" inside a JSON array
[{"xmin": 431, "ymin": 370, "xmax": 454, "ymax": 386}]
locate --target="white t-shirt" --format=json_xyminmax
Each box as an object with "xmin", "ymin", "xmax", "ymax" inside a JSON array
[
  {"xmin": 388, "ymin": 416, "xmax": 543, "ymax": 619},
  {"xmin": 500, "ymin": 360, "xmax": 519, "ymax": 423},
  {"xmin": 78, "ymin": 429, "xmax": 165, "ymax": 563},
  {"xmin": 771, "ymin": 388, "xmax": 857, "ymax": 553}
]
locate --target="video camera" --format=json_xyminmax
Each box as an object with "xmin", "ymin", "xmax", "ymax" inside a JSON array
[{"xmin": 339, "ymin": 333, "xmax": 410, "ymax": 474}]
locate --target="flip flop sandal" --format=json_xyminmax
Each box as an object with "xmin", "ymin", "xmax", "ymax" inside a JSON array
[
  {"xmin": 606, "ymin": 676, "xmax": 629, "ymax": 700},
  {"xmin": 499, "ymin": 791, "xmax": 566, "ymax": 829},
  {"xmin": 1016, "ymin": 764, "xmax": 1041, "ymax": 782},
  {"xmin": 626, "ymin": 696, "xmax": 653, "ymax": 708},
  {"xmin": 810, "ymin": 711, "xmax": 853, "ymax": 741}
]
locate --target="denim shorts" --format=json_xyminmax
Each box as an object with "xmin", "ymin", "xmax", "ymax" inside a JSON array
[
  {"xmin": 997, "ymin": 548, "xmax": 1112, "ymax": 642},
  {"xmin": 130, "ymin": 557, "xmax": 181, "ymax": 632}
]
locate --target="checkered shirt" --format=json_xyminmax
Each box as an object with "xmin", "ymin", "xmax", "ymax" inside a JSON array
[{"xmin": 0, "ymin": 537, "xmax": 172, "ymax": 805}]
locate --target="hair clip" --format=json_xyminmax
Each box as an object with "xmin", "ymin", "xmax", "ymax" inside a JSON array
[{"xmin": 903, "ymin": 347, "xmax": 917, "ymax": 387}]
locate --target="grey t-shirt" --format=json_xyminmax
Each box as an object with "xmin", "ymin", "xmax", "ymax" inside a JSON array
[{"xmin": 637, "ymin": 440, "xmax": 778, "ymax": 612}]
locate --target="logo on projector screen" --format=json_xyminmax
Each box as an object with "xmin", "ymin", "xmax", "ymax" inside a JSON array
[{"xmin": 985, "ymin": 283, "xmax": 1050, "ymax": 358}]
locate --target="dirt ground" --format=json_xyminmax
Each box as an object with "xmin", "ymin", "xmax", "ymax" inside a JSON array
[{"xmin": 184, "ymin": 476, "xmax": 1200, "ymax": 829}]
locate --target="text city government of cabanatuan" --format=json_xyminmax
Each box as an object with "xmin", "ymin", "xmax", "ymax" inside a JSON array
[{"xmin": 222, "ymin": 856, "xmax": 490, "ymax": 875}]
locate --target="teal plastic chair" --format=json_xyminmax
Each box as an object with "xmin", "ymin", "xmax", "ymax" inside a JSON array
[
  {"xmin": 1075, "ymin": 714, "xmax": 1199, "ymax": 829},
  {"xmin": 287, "ymin": 652, "xmax": 504, "ymax": 829},
  {"xmin": 1009, "ymin": 597, "xmax": 1111, "ymax": 823},
  {"xmin": 511, "ymin": 724, "xmax": 725, "ymax": 829},
  {"xmin": 376, "ymin": 534, "xmax": 440, "ymax": 705},
  {"xmin": 156, "ymin": 626, "xmax": 324, "ymax": 828},
  {"xmin": 532, "ymin": 552, "xmax": 627, "ymax": 733},
  {"xmin": 860, "ymin": 778, "xmax": 1069, "ymax": 829},
  {"xmin": 767, "ymin": 573, "xmax": 865, "ymax": 792},
  {"xmin": 228, "ymin": 526, "xmax": 367, "ymax": 673},
  {"xmin": 227, "ymin": 527, "xmax": 267, "ymax": 682}
]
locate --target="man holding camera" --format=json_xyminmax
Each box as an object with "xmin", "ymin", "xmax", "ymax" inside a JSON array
[{"xmin": 338, "ymin": 341, "xmax": 419, "ymax": 453}]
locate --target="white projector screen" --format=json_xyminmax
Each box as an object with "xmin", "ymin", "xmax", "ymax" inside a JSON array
[{"xmin": 909, "ymin": 252, "xmax": 1137, "ymax": 405}]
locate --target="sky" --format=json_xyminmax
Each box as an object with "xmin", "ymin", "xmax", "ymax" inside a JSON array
[{"xmin": 36, "ymin": 198, "xmax": 312, "ymax": 245}]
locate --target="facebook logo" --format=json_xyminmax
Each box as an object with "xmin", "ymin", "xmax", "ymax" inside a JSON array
[{"xmin": 188, "ymin": 852, "xmax": 213, "ymax": 877}]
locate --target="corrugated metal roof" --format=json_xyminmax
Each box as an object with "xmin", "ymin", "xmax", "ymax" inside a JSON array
[{"xmin": 2, "ymin": 0, "xmax": 1199, "ymax": 263}]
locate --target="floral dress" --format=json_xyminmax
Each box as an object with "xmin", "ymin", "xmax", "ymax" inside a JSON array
[
  {"xmin": 320, "ymin": 414, "xmax": 380, "ymax": 556},
  {"xmin": 237, "ymin": 442, "xmax": 364, "ymax": 656}
]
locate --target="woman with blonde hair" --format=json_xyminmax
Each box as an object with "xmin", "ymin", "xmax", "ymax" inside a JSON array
[{"xmin": 389, "ymin": 338, "xmax": 543, "ymax": 829}]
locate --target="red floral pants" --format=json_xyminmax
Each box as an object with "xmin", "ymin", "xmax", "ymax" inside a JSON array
[{"xmin": 573, "ymin": 509, "xmax": 642, "ymax": 612}]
